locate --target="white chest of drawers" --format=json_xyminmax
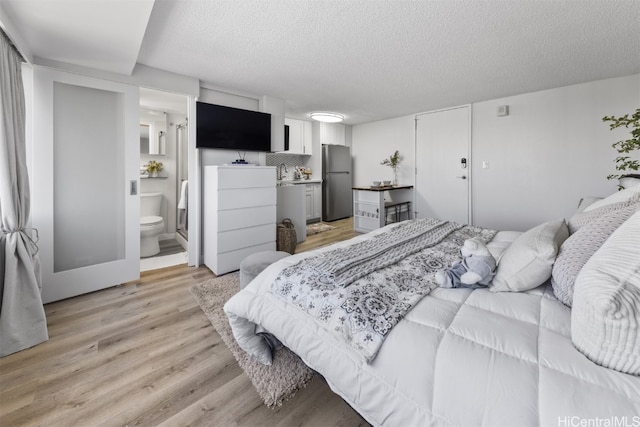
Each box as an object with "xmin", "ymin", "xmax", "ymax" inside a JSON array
[{"xmin": 203, "ymin": 165, "xmax": 277, "ymax": 275}]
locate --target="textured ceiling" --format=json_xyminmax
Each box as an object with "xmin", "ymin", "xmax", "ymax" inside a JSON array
[
  {"xmin": 3, "ymin": 1, "xmax": 640, "ymax": 125},
  {"xmin": 138, "ymin": 0, "xmax": 640, "ymax": 124}
]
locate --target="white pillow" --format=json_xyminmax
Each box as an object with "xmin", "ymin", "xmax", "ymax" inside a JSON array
[
  {"xmin": 571, "ymin": 211, "xmax": 640, "ymax": 375},
  {"xmin": 619, "ymin": 175, "xmax": 640, "ymax": 189},
  {"xmin": 491, "ymin": 219, "xmax": 569, "ymax": 292},
  {"xmin": 583, "ymin": 186, "xmax": 640, "ymax": 212},
  {"xmin": 486, "ymin": 231, "xmax": 522, "ymax": 262}
]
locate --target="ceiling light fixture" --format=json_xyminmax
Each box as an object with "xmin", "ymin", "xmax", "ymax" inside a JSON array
[{"xmin": 309, "ymin": 112, "xmax": 344, "ymax": 123}]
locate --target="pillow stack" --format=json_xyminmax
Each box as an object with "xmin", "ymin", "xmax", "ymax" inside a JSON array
[
  {"xmin": 552, "ymin": 187, "xmax": 640, "ymax": 306},
  {"xmin": 488, "ymin": 186, "xmax": 640, "ymax": 374},
  {"xmin": 551, "ymin": 195, "xmax": 640, "ymax": 306},
  {"xmin": 571, "ymin": 210, "xmax": 640, "ymax": 375}
]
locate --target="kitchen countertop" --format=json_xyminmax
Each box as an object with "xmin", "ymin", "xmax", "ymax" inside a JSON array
[{"xmin": 277, "ymin": 179, "xmax": 322, "ymax": 185}]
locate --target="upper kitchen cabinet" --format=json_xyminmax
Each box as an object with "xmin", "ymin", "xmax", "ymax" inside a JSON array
[
  {"xmin": 282, "ymin": 118, "xmax": 312, "ymax": 155},
  {"xmin": 318, "ymin": 122, "xmax": 346, "ymax": 146}
]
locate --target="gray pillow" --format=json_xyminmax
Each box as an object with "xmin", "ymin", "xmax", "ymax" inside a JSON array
[
  {"xmin": 552, "ymin": 199, "xmax": 639, "ymax": 306},
  {"xmin": 568, "ymin": 192, "xmax": 640, "ymax": 234},
  {"xmin": 574, "ymin": 196, "xmax": 602, "ymax": 214},
  {"xmin": 582, "ymin": 186, "xmax": 640, "ymax": 213}
]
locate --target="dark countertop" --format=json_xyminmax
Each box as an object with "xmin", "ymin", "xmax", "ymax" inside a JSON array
[{"xmin": 352, "ymin": 185, "xmax": 413, "ymax": 192}]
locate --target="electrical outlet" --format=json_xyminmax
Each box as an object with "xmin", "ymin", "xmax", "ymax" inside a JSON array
[{"xmin": 482, "ymin": 161, "xmax": 489, "ymax": 169}]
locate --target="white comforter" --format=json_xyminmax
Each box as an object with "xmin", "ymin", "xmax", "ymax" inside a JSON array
[{"xmin": 224, "ymin": 225, "xmax": 640, "ymax": 426}]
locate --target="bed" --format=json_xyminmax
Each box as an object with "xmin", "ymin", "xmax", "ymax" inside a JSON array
[{"xmin": 224, "ymin": 187, "xmax": 640, "ymax": 426}]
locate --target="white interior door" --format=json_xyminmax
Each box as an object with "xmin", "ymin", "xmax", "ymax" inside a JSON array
[
  {"xmin": 415, "ymin": 105, "xmax": 471, "ymax": 224},
  {"xmin": 31, "ymin": 67, "xmax": 140, "ymax": 303}
]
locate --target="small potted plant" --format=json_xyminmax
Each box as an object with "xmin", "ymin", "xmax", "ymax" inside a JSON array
[
  {"xmin": 603, "ymin": 108, "xmax": 640, "ymax": 188},
  {"xmin": 145, "ymin": 160, "xmax": 163, "ymax": 177},
  {"xmin": 381, "ymin": 150, "xmax": 402, "ymax": 186}
]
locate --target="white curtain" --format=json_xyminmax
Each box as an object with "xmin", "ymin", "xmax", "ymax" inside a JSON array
[{"xmin": 0, "ymin": 31, "xmax": 48, "ymax": 357}]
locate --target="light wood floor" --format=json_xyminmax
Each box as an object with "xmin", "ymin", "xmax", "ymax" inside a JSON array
[
  {"xmin": 0, "ymin": 218, "xmax": 366, "ymax": 427},
  {"xmin": 296, "ymin": 217, "xmax": 360, "ymax": 254}
]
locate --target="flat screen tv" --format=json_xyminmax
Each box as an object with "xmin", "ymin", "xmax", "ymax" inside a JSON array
[{"xmin": 196, "ymin": 102, "xmax": 271, "ymax": 151}]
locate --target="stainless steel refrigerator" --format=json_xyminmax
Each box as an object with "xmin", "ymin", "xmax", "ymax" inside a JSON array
[{"xmin": 322, "ymin": 144, "xmax": 353, "ymax": 221}]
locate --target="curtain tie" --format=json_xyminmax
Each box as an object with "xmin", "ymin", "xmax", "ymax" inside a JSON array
[{"xmin": 1, "ymin": 227, "xmax": 40, "ymax": 255}]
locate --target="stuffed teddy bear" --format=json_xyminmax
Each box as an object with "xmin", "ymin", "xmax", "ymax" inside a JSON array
[{"xmin": 435, "ymin": 237, "xmax": 496, "ymax": 289}]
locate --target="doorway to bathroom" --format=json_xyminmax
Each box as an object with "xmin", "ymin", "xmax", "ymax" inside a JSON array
[
  {"xmin": 176, "ymin": 120, "xmax": 189, "ymax": 244},
  {"xmin": 139, "ymin": 87, "xmax": 190, "ymax": 272}
]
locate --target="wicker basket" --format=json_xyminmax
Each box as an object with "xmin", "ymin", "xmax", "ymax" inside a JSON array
[{"xmin": 277, "ymin": 218, "xmax": 297, "ymax": 255}]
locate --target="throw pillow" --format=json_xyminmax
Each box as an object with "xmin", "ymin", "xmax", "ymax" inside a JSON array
[
  {"xmin": 575, "ymin": 196, "xmax": 603, "ymax": 214},
  {"xmin": 582, "ymin": 186, "xmax": 640, "ymax": 212},
  {"xmin": 571, "ymin": 211, "xmax": 640, "ymax": 375},
  {"xmin": 491, "ymin": 219, "xmax": 569, "ymax": 293},
  {"xmin": 552, "ymin": 199, "xmax": 639, "ymax": 306},
  {"xmin": 568, "ymin": 193, "xmax": 640, "ymax": 234}
]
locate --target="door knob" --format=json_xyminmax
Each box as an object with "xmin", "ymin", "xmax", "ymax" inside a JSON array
[{"xmin": 456, "ymin": 175, "xmax": 467, "ymax": 180}]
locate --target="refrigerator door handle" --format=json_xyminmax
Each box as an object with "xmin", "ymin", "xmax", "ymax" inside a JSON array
[{"xmin": 326, "ymin": 171, "xmax": 350, "ymax": 174}]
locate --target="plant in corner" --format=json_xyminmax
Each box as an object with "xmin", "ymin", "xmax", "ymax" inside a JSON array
[
  {"xmin": 603, "ymin": 108, "xmax": 640, "ymax": 185},
  {"xmin": 381, "ymin": 150, "xmax": 402, "ymax": 186}
]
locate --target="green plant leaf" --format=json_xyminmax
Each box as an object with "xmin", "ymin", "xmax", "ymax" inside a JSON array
[{"xmin": 604, "ymin": 108, "xmax": 640, "ymax": 181}]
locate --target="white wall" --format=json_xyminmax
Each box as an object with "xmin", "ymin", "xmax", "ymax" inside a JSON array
[
  {"xmin": 352, "ymin": 115, "xmax": 415, "ymax": 188},
  {"xmin": 351, "ymin": 74, "xmax": 640, "ymax": 231},
  {"xmin": 472, "ymin": 73, "xmax": 640, "ymax": 231},
  {"xmin": 33, "ymin": 58, "xmax": 200, "ymax": 98},
  {"xmin": 197, "ymin": 87, "xmax": 265, "ymax": 166}
]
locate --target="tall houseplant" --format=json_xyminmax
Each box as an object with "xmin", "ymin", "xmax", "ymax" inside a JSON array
[{"xmin": 603, "ymin": 108, "xmax": 640, "ymax": 184}]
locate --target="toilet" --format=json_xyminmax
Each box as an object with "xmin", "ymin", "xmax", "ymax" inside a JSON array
[{"xmin": 140, "ymin": 192, "xmax": 165, "ymax": 257}]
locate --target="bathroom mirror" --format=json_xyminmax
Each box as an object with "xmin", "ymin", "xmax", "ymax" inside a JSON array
[{"xmin": 140, "ymin": 108, "xmax": 167, "ymax": 155}]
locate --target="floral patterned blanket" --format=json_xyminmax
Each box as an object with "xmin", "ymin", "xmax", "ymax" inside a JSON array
[{"xmin": 272, "ymin": 219, "xmax": 497, "ymax": 362}]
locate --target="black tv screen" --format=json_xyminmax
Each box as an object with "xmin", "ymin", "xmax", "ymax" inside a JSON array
[{"xmin": 196, "ymin": 102, "xmax": 271, "ymax": 151}]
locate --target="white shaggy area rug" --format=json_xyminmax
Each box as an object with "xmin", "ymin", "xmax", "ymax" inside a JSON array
[{"xmin": 190, "ymin": 273, "xmax": 316, "ymax": 407}]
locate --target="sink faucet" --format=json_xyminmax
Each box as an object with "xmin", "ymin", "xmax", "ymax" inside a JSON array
[{"xmin": 278, "ymin": 163, "xmax": 288, "ymax": 180}]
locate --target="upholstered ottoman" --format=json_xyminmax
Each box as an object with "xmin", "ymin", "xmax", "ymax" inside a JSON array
[{"xmin": 239, "ymin": 251, "xmax": 290, "ymax": 288}]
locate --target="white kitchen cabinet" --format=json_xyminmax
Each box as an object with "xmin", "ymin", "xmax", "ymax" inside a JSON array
[
  {"xmin": 312, "ymin": 182, "xmax": 322, "ymax": 220},
  {"xmin": 303, "ymin": 121, "xmax": 312, "ymax": 154},
  {"xmin": 305, "ymin": 182, "xmax": 322, "ymax": 223},
  {"xmin": 318, "ymin": 122, "xmax": 345, "ymax": 146},
  {"xmin": 277, "ymin": 184, "xmax": 306, "ymax": 243},
  {"xmin": 284, "ymin": 118, "xmax": 312, "ymax": 155},
  {"xmin": 204, "ymin": 165, "xmax": 276, "ymax": 275},
  {"xmin": 305, "ymin": 186, "xmax": 313, "ymax": 221}
]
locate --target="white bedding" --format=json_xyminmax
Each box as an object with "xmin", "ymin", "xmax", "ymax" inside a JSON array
[{"xmin": 224, "ymin": 224, "xmax": 640, "ymax": 426}]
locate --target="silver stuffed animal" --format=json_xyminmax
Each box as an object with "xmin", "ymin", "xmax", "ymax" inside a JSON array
[{"xmin": 435, "ymin": 237, "xmax": 496, "ymax": 289}]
